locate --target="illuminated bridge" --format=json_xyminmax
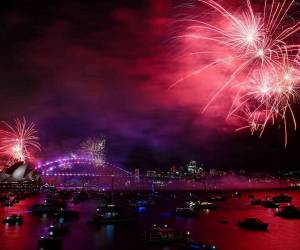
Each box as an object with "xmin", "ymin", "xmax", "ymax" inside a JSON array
[
  {"xmin": 37, "ymin": 157, "xmax": 282, "ymax": 191},
  {"xmin": 39, "ymin": 157, "xmax": 134, "ymax": 189}
]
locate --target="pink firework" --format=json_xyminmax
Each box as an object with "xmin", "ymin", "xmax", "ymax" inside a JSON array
[
  {"xmin": 0, "ymin": 118, "xmax": 41, "ymax": 163},
  {"xmin": 174, "ymin": 0, "xmax": 300, "ymax": 146}
]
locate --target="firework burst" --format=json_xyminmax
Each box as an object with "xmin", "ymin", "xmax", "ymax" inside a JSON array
[
  {"xmin": 173, "ymin": 0, "xmax": 300, "ymax": 146},
  {"xmin": 80, "ymin": 137, "xmax": 106, "ymax": 166},
  {"xmin": 0, "ymin": 118, "xmax": 41, "ymax": 164}
]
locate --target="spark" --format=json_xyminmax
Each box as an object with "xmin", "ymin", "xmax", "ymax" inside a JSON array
[
  {"xmin": 0, "ymin": 118, "xmax": 41, "ymax": 163},
  {"xmin": 173, "ymin": 0, "xmax": 300, "ymax": 146},
  {"xmin": 80, "ymin": 137, "xmax": 106, "ymax": 167}
]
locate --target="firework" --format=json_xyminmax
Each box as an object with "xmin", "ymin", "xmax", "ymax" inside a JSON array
[
  {"xmin": 80, "ymin": 137, "xmax": 106, "ymax": 166},
  {"xmin": 174, "ymin": 0, "xmax": 300, "ymax": 146},
  {"xmin": 0, "ymin": 118, "xmax": 41, "ymax": 163}
]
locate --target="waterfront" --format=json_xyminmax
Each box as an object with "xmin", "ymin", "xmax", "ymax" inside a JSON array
[{"xmin": 1, "ymin": 189, "xmax": 300, "ymax": 250}]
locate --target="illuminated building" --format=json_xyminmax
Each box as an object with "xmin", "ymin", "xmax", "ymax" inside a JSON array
[
  {"xmin": 0, "ymin": 161, "xmax": 42, "ymax": 190},
  {"xmin": 187, "ymin": 161, "xmax": 197, "ymax": 174},
  {"xmin": 134, "ymin": 169, "xmax": 140, "ymax": 178}
]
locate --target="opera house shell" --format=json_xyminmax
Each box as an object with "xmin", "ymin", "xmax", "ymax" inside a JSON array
[{"xmin": 0, "ymin": 162, "xmax": 41, "ymax": 190}]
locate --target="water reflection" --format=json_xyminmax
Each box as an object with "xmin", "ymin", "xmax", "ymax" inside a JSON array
[{"xmin": 1, "ymin": 190, "xmax": 300, "ymax": 250}]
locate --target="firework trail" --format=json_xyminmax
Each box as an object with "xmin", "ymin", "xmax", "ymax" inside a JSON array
[
  {"xmin": 0, "ymin": 118, "xmax": 41, "ymax": 164},
  {"xmin": 173, "ymin": 0, "xmax": 300, "ymax": 146},
  {"xmin": 80, "ymin": 137, "xmax": 106, "ymax": 166}
]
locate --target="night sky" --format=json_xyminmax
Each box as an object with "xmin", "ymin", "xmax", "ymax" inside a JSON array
[{"xmin": 0, "ymin": 0, "xmax": 299, "ymax": 171}]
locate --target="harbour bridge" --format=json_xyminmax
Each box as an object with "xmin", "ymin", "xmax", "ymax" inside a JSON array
[{"xmin": 39, "ymin": 157, "xmax": 137, "ymax": 190}]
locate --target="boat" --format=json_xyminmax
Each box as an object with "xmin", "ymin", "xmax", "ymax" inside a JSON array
[
  {"xmin": 144, "ymin": 225, "xmax": 183, "ymax": 244},
  {"xmin": 11, "ymin": 197, "xmax": 19, "ymax": 204},
  {"xmin": 208, "ymin": 195, "xmax": 227, "ymax": 202},
  {"xmin": 188, "ymin": 201, "xmax": 218, "ymax": 210},
  {"xmin": 262, "ymin": 200, "xmax": 279, "ymax": 208},
  {"xmin": 91, "ymin": 204, "xmax": 137, "ymax": 224},
  {"xmin": 38, "ymin": 233, "xmax": 62, "ymax": 250},
  {"xmin": 0, "ymin": 194, "xmax": 7, "ymax": 202},
  {"xmin": 174, "ymin": 208, "xmax": 198, "ymax": 217},
  {"xmin": 232, "ymin": 191, "xmax": 241, "ymax": 197},
  {"xmin": 272, "ymin": 194, "xmax": 292, "ymax": 203},
  {"xmin": 3, "ymin": 214, "xmax": 23, "ymax": 225},
  {"xmin": 178, "ymin": 240, "xmax": 217, "ymax": 250},
  {"xmin": 91, "ymin": 175, "xmax": 137, "ymax": 224},
  {"xmin": 238, "ymin": 218, "xmax": 269, "ymax": 231},
  {"xmin": 31, "ymin": 203, "xmax": 60, "ymax": 214},
  {"xmin": 1, "ymin": 196, "xmax": 15, "ymax": 207},
  {"xmin": 2, "ymin": 200, "xmax": 13, "ymax": 207},
  {"xmin": 70, "ymin": 197, "xmax": 80, "ymax": 204},
  {"xmin": 54, "ymin": 208, "xmax": 80, "ymax": 220},
  {"xmin": 70, "ymin": 191, "xmax": 90, "ymax": 203},
  {"xmin": 49, "ymin": 222, "xmax": 70, "ymax": 236},
  {"xmin": 128, "ymin": 198, "xmax": 156, "ymax": 207},
  {"xmin": 276, "ymin": 205, "xmax": 300, "ymax": 219},
  {"xmin": 251, "ymin": 199, "xmax": 263, "ymax": 205}
]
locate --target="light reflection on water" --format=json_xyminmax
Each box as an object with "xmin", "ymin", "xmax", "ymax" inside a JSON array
[{"xmin": 0, "ymin": 190, "xmax": 300, "ymax": 250}]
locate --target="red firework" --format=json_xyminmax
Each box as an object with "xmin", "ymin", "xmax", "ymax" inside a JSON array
[
  {"xmin": 0, "ymin": 118, "xmax": 41, "ymax": 164},
  {"xmin": 173, "ymin": 0, "xmax": 300, "ymax": 146}
]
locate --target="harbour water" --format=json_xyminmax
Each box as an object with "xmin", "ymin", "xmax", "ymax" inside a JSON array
[{"xmin": 1, "ymin": 189, "xmax": 300, "ymax": 250}]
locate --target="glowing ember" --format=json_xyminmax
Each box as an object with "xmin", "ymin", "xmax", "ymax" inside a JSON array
[
  {"xmin": 80, "ymin": 137, "xmax": 106, "ymax": 167},
  {"xmin": 0, "ymin": 118, "xmax": 41, "ymax": 164},
  {"xmin": 173, "ymin": 0, "xmax": 300, "ymax": 146}
]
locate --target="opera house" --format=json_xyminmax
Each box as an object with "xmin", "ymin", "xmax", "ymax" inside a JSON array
[{"xmin": 0, "ymin": 161, "xmax": 42, "ymax": 190}]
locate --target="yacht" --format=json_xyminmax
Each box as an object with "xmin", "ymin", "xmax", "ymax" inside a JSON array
[
  {"xmin": 38, "ymin": 233, "xmax": 62, "ymax": 250},
  {"xmin": 144, "ymin": 225, "xmax": 183, "ymax": 244},
  {"xmin": 174, "ymin": 208, "xmax": 198, "ymax": 217},
  {"xmin": 128, "ymin": 198, "xmax": 156, "ymax": 207},
  {"xmin": 3, "ymin": 214, "xmax": 23, "ymax": 225},
  {"xmin": 31, "ymin": 203, "xmax": 60, "ymax": 214},
  {"xmin": 276, "ymin": 205, "xmax": 300, "ymax": 218},
  {"xmin": 70, "ymin": 191, "xmax": 90, "ymax": 203},
  {"xmin": 272, "ymin": 194, "xmax": 292, "ymax": 203},
  {"xmin": 208, "ymin": 195, "xmax": 227, "ymax": 202},
  {"xmin": 91, "ymin": 204, "xmax": 136, "ymax": 224},
  {"xmin": 262, "ymin": 200, "xmax": 279, "ymax": 208},
  {"xmin": 11, "ymin": 197, "xmax": 19, "ymax": 204},
  {"xmin": 54, "ymin": 208, "xmax": 80, "ymax": 220},
  {"xmin": 178, "ymin": 240, "xmax": 217, "ymax": 250},
  {"xmin": 49, "ymin": 222, "xmax": 70, "ymax": 236},
  {"xmin": 238, "ymin": 218, "xmax": 269, "ymax": 231},
  {"xmin": 188, "ymin": 201, "xmax": 218, "ymax": 210},
  {"xmin": 3, "ymin": 200, "xmax": 13, "ymax": 207},
  {"xmin": 232, "ymin": 191, "xmax": 242, "ymax": 197}
]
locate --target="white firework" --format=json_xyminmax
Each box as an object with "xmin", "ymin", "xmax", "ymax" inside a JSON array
[{"xmin": 80, "ymin": 137, "xmax": 106, "ymax": 166}]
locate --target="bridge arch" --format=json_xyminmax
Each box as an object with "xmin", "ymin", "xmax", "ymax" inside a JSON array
[{"xmin": 39, "ymin": 157, "xmax": 132, "ymax": 189}]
